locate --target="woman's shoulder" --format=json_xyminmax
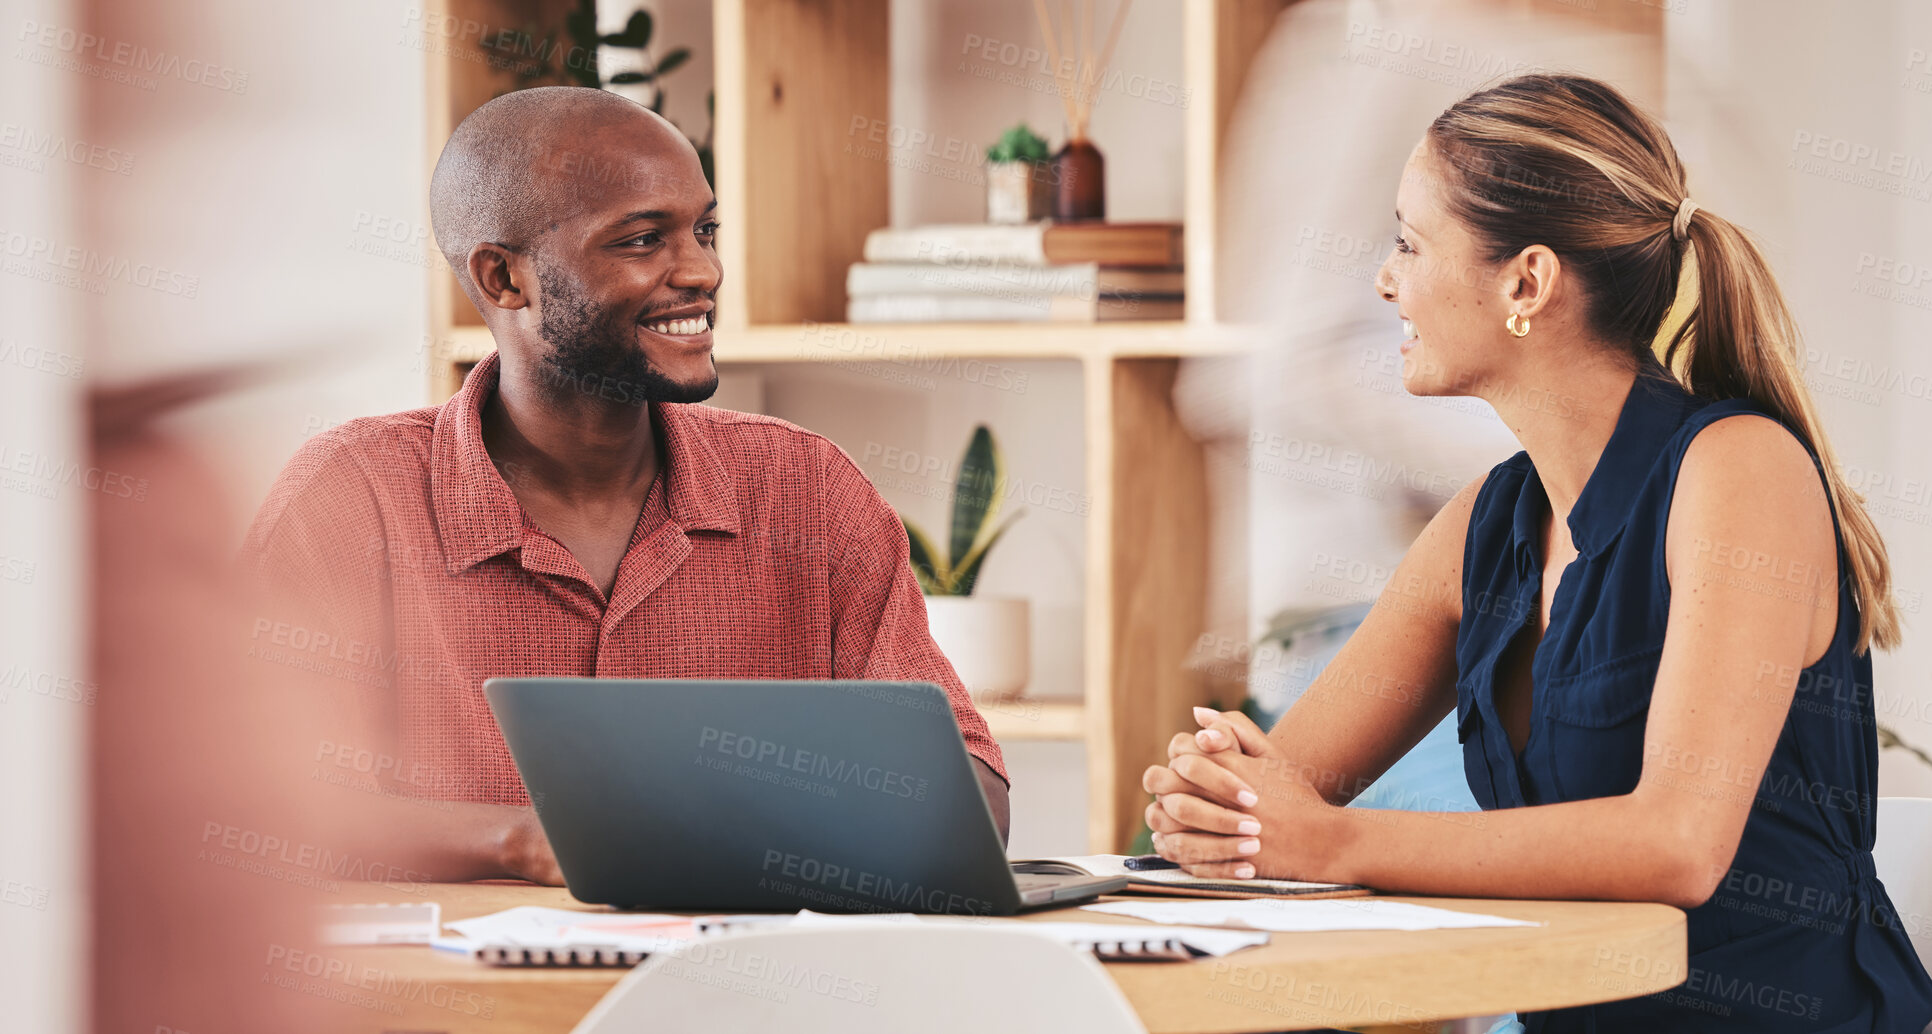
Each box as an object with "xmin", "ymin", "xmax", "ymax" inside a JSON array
[
  {"xmin": 1667, "ymin": 398, "xmax": 1825, "ymax": 503},
  {"xmin": 1662, "ymin": 402, "xmax": 1836, "ymax": 583}
]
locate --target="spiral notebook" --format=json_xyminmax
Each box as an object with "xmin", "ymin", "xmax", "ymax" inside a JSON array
[
  {"xmin": 436, "ymin": 907, "xmax": 700, "ymax": 967},
  {"xmin": 434, "ymin": 906, "xmax": 1268, "ymax": 967},
  {"xmin": 707, "ymin": 911, "xmax": 1271, "ymax": 961}
]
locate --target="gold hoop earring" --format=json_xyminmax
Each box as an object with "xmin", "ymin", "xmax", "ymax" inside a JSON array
[{"xmin": 1505, "ymin": 313, "xmax": 1530, "ymax": 338}]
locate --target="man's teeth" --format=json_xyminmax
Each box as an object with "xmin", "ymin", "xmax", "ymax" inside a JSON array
[
  {"xmin": 1401, "ymin": 319, "xmax": 1416, "ymax": 340},
  {"xmin": 645, "ymin": 316, "xmax": 707, "ymax": 336}
]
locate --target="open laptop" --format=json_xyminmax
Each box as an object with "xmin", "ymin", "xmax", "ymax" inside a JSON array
[{"xmin": 483, "ymin": 677, "xmax": 1126, "ymax": 915}]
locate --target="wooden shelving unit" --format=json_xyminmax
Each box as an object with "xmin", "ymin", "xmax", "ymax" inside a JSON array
[{"xmin": 424, "ymin": 0, "xmax": 1289, "ymax": 852}]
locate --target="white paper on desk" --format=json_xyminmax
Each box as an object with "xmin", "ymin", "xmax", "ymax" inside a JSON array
[
  {"xmin": 1082, "ymin": 898, "xmax": 1540, "ymax": 933},
  {"xmin": 750, "ymin": 910, "xmax": 1270, "ymax": 959},
  {"xmin": 319, "ymin": 902, "xmax": 442, "ymax": 945},
  {"xmin": 444, "ymin": 906, "xmax": 697, "ymax": 950},
  {"xmin": 1013, "ymin": 921, "xmax": 1269, "ymax": 958}
]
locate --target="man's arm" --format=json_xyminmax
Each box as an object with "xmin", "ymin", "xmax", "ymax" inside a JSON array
[
  {"xmin": 240, "ymin": 438, "xmax": 566, "ymax": 884},
  {"xmin": 815, "ymin": 439, "xmax": 1012, "ymax": 844},
  {"xmin": 973, "ymin": 758, "xmax": 1012, "ymax": 844}
]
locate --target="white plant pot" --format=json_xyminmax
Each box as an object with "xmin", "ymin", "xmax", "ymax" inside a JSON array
[
  {"xmin": 924, "ymin": 595, "xmax": 1031, "ymax": 702},
  {"xmin": 985, "ymin": 161, "xmax": 1050, "ymax": 224}
]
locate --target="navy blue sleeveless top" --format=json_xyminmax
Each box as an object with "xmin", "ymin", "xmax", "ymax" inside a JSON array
[{"xmin": 1457, "ymin": 352, "xmax": 1932, "ymax": 1032}]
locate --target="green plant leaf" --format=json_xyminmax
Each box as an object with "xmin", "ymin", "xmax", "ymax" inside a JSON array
[
  {"xmin": 949, "ymin": 425, "xmax": 1003, "ymax": 570},
  {"xmin": 986, "ymin": 123, "xmax": 1049, "ymax": 164},
  {"xmin": 902, "ymin": 517, "xmax": 952, "ymax": 595},
  {"xmin": 949, "ymin": 511, "xmax": 1020, "ymax": 597},
  {"xmin": 655, "ymin": 47, "xmax": 691, "ymax": 77},
  {"xmin": 604, "ymin": 10, "xmax": 652, "ymax": 48}
]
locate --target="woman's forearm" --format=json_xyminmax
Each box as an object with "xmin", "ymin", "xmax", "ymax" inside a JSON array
[{"xmin": 1311, "ymin": 789, "xmax": 1716, "ymax": 908}]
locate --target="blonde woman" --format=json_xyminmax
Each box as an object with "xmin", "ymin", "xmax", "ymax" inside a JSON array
[{"xmin": 1143, "ymin": 73, "xmax": 1932, "ymax": 1032}]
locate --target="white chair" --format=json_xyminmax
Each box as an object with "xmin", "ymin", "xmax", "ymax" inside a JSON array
[
  {"xmin": 571, "ymin": 924, "xmax": 1147, "ymax": 1034},
  {"xmin": 1877, "ymin": 796, "xmax": 1932, "ymax": 968}
]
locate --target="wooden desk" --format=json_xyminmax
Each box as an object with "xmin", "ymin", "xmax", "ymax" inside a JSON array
[{"xmin": 306, "ymin": 883, "xmax": 1683, "ymax": 1033}]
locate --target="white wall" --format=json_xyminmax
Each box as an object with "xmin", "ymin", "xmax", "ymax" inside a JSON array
[
  {"xmin": 1664, "ymin": 1, "xmax": 1932, "ymax": 795},
  {"xmin": 80, "ymin": 0, "xmax": 428, "ymax": 517},
  {"xmin": 888, "ymin": 0, "xmax": 1185, "ymax": 226}
]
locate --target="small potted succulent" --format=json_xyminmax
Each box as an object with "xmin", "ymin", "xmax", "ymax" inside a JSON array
[
  {"xmin": 983, "ymin": 123, "xmax": 1052, "ymax": 225},
  {"xmin": 902, "ymin": 425, "xmax": 1030, "ymax": 701}
]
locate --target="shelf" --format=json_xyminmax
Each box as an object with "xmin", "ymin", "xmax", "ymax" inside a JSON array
[
  {"xmin": 436, "ymin": 321, "xmax": 1258, "ymax": 367},
  {"xmin": 980, "ymin": 699, "xmax": 1086, "ymax": 742},
  {"xmin": 721, "ymin": 322, "xmax": 1256, "ymax": 363}
]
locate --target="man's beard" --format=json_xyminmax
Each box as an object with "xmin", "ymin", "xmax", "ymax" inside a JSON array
[{"xmin": 535, "ymin": 264, "xmax": 718, "ymax": 406}]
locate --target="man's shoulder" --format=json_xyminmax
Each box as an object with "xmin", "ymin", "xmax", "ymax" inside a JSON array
[
  {"xmin": 275, "ymin": 407, "xmax": 438, "ymax": 496},
  {"xmin": 671, "ymin": 404, "xmax": 857, "ymax": 469},
  {"xmin": 668, "ymin": 405, "xmax": 889, "ymax": 540},
  {"xmin": 245, "ymin": 406, "xmax": 439, "ymax": 555}
]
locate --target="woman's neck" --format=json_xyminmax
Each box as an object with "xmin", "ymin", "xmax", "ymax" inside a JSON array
[{"xmin": 1483, "ymin": 351, "xmax": 1640, "ymax": 522}]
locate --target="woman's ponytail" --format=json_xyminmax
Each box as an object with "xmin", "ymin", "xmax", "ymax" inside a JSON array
[{"xmin": 1668, "ymin": 210, "xmax": 1900, "ymax": 652}]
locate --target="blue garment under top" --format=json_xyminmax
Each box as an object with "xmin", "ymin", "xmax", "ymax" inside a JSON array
[{"xmin": 1456, "ymin": 352, "xmax": 1932, "ymax": 1032}]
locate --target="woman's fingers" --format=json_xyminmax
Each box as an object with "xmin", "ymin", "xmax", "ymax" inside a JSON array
[
  {"xmin": 1171, "ymin": 751, "xmax": 1261, "ymax": 809},
  {"xmin": 1145, "ymin": 801, "xmax": 1189, "ymax": 835},
  {"xmin": 1158, "ymin": 790, "xmax": 1261, "ymax": 836},
  {"xmin": 1175, "ymin": 859, "xmax": 1260, "ymax": 880},
  {"xmin": 1143, "ymin": 763, "xmax": 1203, "ymax": 800},
  {"xmin": 1145, "ymin": 767, "xmax": 1257, "ymax": 836},
  {"xmin": 1168, "ymin": 730, "xmax": 1211, "ymax": 761},
  {"xmin": 1192, "ymin": 706, "xmax": 1274, "ymax": 756},
  {"xmin": 1150, "ymin": 829, "xmax": 1262, "ymax": 875},
  {"xmin": 1145, "ymin": 759, "xmax": 1252, "ymax": 815}
]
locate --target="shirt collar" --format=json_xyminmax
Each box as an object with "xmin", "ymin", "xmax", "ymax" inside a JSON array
[
  {"xmin": 653, "ymin": 393, "xmax": 741, "ymax": 538},
  {"xmin": 1511, "ymin": 352, "xmax": 1698, "ymax": 570},
  {"xmin": 430, "ymin": 352, "xmax": 740, "ymax": 574}
]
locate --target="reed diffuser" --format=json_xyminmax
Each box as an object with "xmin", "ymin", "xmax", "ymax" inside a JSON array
[{"xmin": 1030, "ymin": 0, "xmax": 1132, "ymax": 222}]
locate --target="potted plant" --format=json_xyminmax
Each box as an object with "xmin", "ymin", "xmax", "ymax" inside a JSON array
[
  {"xmin": 902, "ymin": 425, "xmax": 1031, "ymax": 702},
  {"xmin": 983, "ymin": 124, "xmax": 1052, "ymax": 225}
]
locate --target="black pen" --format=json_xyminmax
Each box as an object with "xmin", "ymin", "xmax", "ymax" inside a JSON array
[{"xmin": 1122, "ymin": 854, "xmax": 1181, "ymax": 871}]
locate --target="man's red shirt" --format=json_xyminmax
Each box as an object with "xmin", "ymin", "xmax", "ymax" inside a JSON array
[{"xmin": 242, "ymin": 353, "xmax": 1005, "ymax": 804}]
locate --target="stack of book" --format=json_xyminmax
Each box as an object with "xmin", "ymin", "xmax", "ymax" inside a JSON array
[{"xmin": 848, "ymin": 222, "xmax": 1184, "ymax": 323}]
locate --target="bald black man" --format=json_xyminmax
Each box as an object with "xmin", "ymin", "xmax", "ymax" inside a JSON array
[{"xmin": 242, "ymin": 87, "xmax": 1009, "ymax": 885}]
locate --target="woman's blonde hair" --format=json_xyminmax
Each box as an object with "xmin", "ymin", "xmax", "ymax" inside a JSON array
[{"xmin": 1429, "ymin": 73, "xmax": 1899, "ymax": 654}]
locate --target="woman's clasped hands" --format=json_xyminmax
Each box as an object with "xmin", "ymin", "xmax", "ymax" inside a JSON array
[{"xmin": 1140, "ymin": 706, "xmax": 1342, "ymax": 881}]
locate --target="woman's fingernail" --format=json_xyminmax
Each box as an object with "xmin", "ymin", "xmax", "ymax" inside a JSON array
[
  {"xmin": 1150, "ymin": 832, "xmax": 1163, "ymax": 847},
  {"xmin": 1193, "ymin": 706, "xmax": 1219, "ymax": 726},
  {"xmin": 1237, "ymin": 789, "xmax": 1259, "ymax": 808},
  {"xmin": 1237, "ymin": 819, "xmax": 1262, "ymax": 836},
  {"xmin": 1196, "ymin": 729, "xmax": 1224, "ymax": 747},
  {"xmin": 1235, "ymin": 865, "xmax": 1256, "ymax": 879},
  {"xmin": 1236, "ymin": 838, "xmax": 1261, "ymax": 855}
]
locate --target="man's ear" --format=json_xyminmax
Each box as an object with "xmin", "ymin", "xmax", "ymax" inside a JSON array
[
  {"xmin": 1501, "ymin": 244, "xmax": 1561, "ymax": 321},
  {"xmin": 468, "ymin": 243, "xmax": 529, "ymax": 312}
]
